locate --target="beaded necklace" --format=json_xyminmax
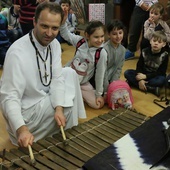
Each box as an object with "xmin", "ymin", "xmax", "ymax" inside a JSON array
[{"xmin": 29, "ymin": 31, "xmax": 52, "ymax": 86}]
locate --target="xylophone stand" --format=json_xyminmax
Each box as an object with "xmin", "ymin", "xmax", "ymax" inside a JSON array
[{"xmin": 153, "ymin": 80, "xmax": 170, "ymax": 109}]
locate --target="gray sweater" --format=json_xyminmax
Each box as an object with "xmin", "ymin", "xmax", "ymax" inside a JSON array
[{"xmin": 103, "ymin": 40, "xmax": 126, "ymax": 92}]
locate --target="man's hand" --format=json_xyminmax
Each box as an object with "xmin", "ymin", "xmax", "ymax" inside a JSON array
[
  {"xmin": 96, "ymin": 96, "xmax": 104, "ymax": 109},
  {"xmin": 140, "ymin": 2, "xmax": 150, "ymax": 11},
  {"xmin": 17, "ymin": 125, "xmax": 34, "ymax": 147},
  {"xmin": 138, "ymin": 80, "xmax": 147, "ymax": 91},
  {"xmin": 54, "ymin": 106, "xmax": 66, "ymax": 127}
]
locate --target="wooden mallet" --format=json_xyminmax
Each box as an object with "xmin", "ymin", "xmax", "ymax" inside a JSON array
[
  {"xmin": 28, "ymin": 145, "xmax": 36, "ymax": 165},
  {"xmin": 60, "ymin": 125, "xmax": 69, "ymax": 146}
]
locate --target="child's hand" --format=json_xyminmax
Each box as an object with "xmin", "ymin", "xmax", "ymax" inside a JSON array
[
  {"xmin": 136, "ymin": 73, "xmax": 146, "ymax": 81},
  {"xmin": 8, "ymin": 25, "xmax": 13, "ymax": 30},
  {"xmin": 148, "ymin": 17, "xmax": 155, "ymax": 25},
  {"xmin": 96, "ymin": 96, "xmax": 104, "ymax": 109},
  {"xmin": 62, "ymin": 8, "xmax": 68, "ymax": 25},
  {"xmin": 138, "ymin": 80, "xmax": 147, "ymax": 91}
]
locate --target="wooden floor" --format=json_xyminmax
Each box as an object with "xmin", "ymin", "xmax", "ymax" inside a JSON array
[{"xmin": 0, "ymin": 42, "xmax": 169, "ymax": 153}]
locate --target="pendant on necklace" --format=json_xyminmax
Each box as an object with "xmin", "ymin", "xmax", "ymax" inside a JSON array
[
  {"xmin": 43, "ymin": 72, "xmax": 49, "ymax": 83},
  {"xmin": 29, "ymin": 31, "xmax": 52, "ymax": 87}
]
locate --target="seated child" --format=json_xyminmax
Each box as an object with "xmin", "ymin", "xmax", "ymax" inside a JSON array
[
  {"xmin": 60, "ymin": 10, "xmax": 107, "ymax": 109},
  {"xmin": 103, "ymin": 19, "xmax": 126, "ymax": 97},
  {"xmin": 56, "ymin": 0, "xmax": 78, "ymax": 44},
  {"xmin": 124, "ymin": 30, "xmax": 169, "ymax": 97},
  {"xmin": 141, "ymin": 2, "xmax": 170, "ymax": 50},
  {"xmin": 1, "ymin": 4, "xmax": 23, "ymax": 43}
]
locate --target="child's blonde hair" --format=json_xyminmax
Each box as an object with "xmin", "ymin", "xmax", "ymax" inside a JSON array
[
  {"xmin": 149, "ymin": 2, "xmax": 165, "ymax": 16},
  {"xmin": 152, "ymin": 30, "xmax": 167, "ymax": 42}
]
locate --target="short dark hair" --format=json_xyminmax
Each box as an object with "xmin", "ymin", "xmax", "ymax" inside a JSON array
[
  {"xmin": 34, "ymin": 2, "xmax": 64, "ymax": 23},
  {"xmin": 106, "ymin": 19, "xmax": 127, "ymax": 43},
  {"xmin": 85, "ymin": 20, "xmax": 106, "ymax": 36},
  {"xmin": 106, "ymin": 19, "xmax": 125, "ymax": 33},
  {"xmin": 59, "ymin": 0, "xmax": 71, "ymax": 6}
]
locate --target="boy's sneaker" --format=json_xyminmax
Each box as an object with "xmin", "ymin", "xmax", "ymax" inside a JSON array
[
  {"xmin": 146, "ymin": 85, "xmax": 160, "ymax": 97},
  {"xmin": 125, "ymin": 50, "xmax": 134, "ymax": 60}
]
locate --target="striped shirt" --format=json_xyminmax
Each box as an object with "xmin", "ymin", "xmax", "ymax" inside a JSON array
[{"xmin": 12, "ymin": 0, "xmax": 37, "ymax": 24}]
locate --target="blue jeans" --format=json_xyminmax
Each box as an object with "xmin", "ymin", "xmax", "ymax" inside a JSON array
[{"xmin": 124, "ymin": 69, "xmax": 166, "ymax": 88}]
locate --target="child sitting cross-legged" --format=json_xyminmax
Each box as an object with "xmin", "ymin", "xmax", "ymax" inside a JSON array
[{"xmin": 124, "ymin": 30, "xmax": 169, "ymax": 97}]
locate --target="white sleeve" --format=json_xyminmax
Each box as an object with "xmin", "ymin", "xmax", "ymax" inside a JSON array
[
  {"xmin": 60, "ymin": 23, "xmax": 83, "ymax": 46},
  {"xmin": 72, "ymin": 13, "xmax": 78, "ymax": 28},
  {"xmin": 0, "ymin": 47, "xmax": 26, "ymax": 134}
]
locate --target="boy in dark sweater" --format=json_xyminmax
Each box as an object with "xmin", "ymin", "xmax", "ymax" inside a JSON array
[{"xmin": 124, "ymin": 30, "xmax": 169, "ymax": 97}]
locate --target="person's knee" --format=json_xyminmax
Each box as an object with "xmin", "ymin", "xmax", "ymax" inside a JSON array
[
  {"xmin": 124, "ymin": 69, "xmax": 135, "ymax": 78},
  {"xmin": 62, "ymin": 67, "xmax": 77, "ymax": 77},
  {"xmin": 63, "ymin": 67, "xmax": 75, "ymax": 72},
  {"xmin": 83, "ymin": 96, "xmax": 102, "ymax": 109},
  {"xmin": 81, "ymin": 83, "xmax": 93, "ymax": 91},
  {"xmin": 124, "ymin": 69, "xmax": 130, "ymax": 78}
]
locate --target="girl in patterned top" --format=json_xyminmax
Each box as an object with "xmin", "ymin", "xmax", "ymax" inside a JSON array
[{"xmin": 60, "ymin": 10, "xmax": 107, "ymax": 109}]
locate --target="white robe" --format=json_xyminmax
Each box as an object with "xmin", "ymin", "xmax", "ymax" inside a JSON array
[{"xmin": 0, "ymin": 32, "xmax": 86, "ymax": 145}]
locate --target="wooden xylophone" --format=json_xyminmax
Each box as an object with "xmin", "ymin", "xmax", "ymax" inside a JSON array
[{"xmin": 0, "ymin": 108, "xmax": 149, "ymax": 170}]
